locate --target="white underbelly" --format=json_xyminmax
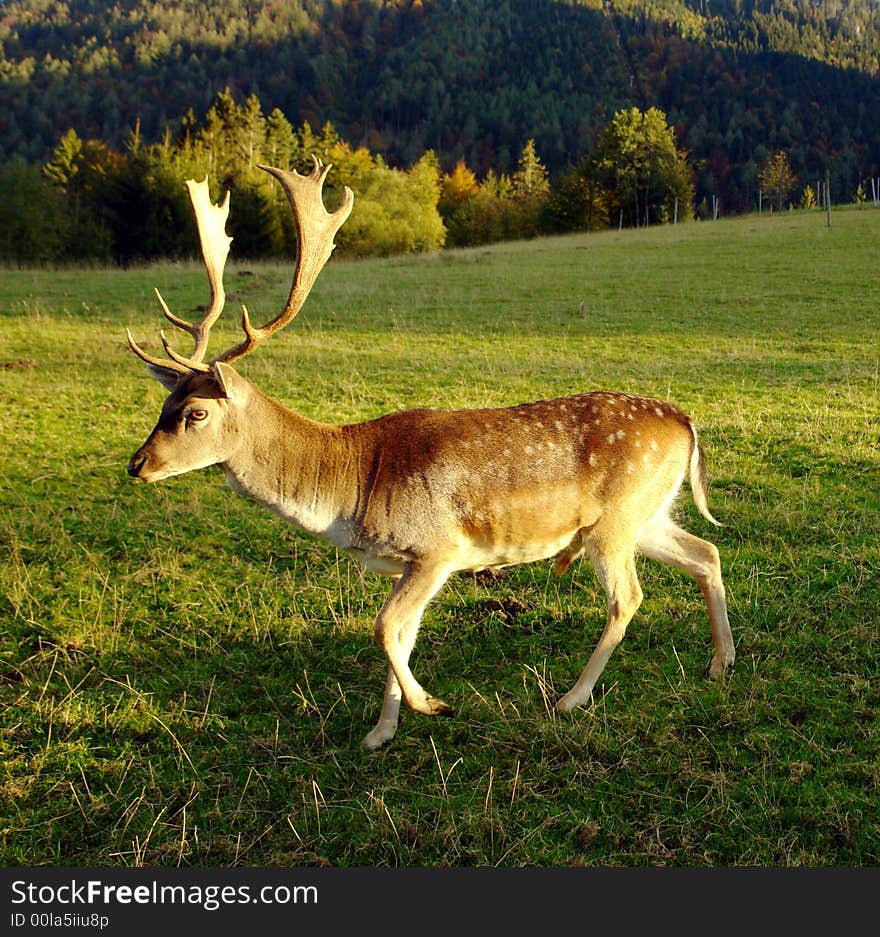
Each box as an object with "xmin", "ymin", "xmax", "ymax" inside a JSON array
[
  {"xmin": 346, "ymin": 547, "xmax": 406, "ymax": 576},
  {"xmin": 455, "ymin": 532, "xmax": 576, "ymax": 573}
]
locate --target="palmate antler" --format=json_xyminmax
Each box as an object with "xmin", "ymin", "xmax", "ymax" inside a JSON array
[{"xmin": 127, "ymin": 157, "xmax": 355, "ymax": 375}]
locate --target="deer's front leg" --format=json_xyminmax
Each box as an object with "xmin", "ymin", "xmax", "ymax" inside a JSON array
[
  {"xmin": 363, "ymin": 562, "xmax": 452, "ymax": 749},
  {"xmin": 362, "ymin": 666, "xmax": 406, "ymax": 751}
]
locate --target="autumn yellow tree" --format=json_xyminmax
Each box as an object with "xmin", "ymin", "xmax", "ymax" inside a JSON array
[
  {"xmin": 440, "ymin": 159, "xmax": 480, "ymax": 207},
  {"xmin": 760, "ymin": 151, "xmax": 797, "ymax": 211}
]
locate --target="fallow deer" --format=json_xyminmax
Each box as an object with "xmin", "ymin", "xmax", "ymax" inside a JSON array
[{"xmin": 127, "ymin": 158, "xmax": 735, "ymax": 749}]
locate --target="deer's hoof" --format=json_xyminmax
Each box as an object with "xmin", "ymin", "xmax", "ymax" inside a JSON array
[
  {"xmin": 710, "ymin": 653, "xmax": 735, "ymax": 678},
  {"xmin": 413, "ymin": 694, "xmax": 453, "ymax": 717},
  {"xmin": 362, "ymin": 724, "xmax": 397, "ymax": 751}
]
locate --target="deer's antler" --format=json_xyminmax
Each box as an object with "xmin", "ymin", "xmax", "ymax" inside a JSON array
[
  {"xmin": 215, "ymin": 158, "xmax": 354, "ymax": 364},
  {"xmin": 127, "ymin": 178, "xmax": 232, "ymax": 375},
  {"xmin": 127, "ymin": 157, "xmax": 353, "ymax": 376}
]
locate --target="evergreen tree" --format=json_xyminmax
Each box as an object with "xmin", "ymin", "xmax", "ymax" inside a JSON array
[
  {"xmin": 237, "ymin": 94, "xmax": 268, "ymax": 177},
  {"xmin": 103, "ymin": 147, "xmax": 195, "ymax": 262},
  {"xmin": 3, "ymin": 0, "xmax": 880, "ymax": 215},
  {"xmin": 42, "ymin": 128, "xmax": 83, "ymax": 189},
  {"xmin": 265, "ymin": 108, "xmax": 298, "ymax": 169},
  {"xmin": 511, "ymin": 139, "xmax": 549, "ymax": 199},
  {"xmin": 481, "ymin": 169, "xmax": 514, "ymax": 200},
  {"xmin": 197, "ymin": 87, "xmax": 243, "ymax": 180},
  {"xmin": 42, "ymin": 130, "xmax": 117, "ymax": 259},
  {"xmin": 228, "ymin": 183, "xmax": 283, "ymax": 257}
]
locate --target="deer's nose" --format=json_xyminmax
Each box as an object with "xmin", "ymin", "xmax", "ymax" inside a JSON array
[{"xmin": 128, "ymin": 454, "xmax": 147, "ymax": 478}]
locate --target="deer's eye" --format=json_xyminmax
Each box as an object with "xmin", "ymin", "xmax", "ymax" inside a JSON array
[{"xmin": 187, "ymin": 409, "xmax": 208, "ymax": 423}]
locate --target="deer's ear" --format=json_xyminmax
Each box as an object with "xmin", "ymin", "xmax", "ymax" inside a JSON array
[
  {"xmin": 146, "ymin": 362, "xmax": 182, "ymax": 392},
  {"xmin": 212, "ymin": 360, "xmax": 237, "ymax": 400}
]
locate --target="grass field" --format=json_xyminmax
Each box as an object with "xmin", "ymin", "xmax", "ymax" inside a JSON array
[{"xmin": 1, "ymin": 207, "xmax": 878, "ymax": 867}]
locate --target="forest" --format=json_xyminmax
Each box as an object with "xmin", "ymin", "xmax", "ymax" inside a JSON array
[
  {"xmin": 1, "ymin": 0, "xmax": 879, "ymax": 259},
  {"xmin": 1, "ymin": 89, "xmax": 705, "ymax": 261}
]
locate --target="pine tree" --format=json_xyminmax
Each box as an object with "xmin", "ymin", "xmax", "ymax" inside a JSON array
[
  {"xmin": 197, "ymin": 87, "xmax": 243, "ymax": 179},
  {"xmin": 265, "ymin": 108, "xmax": 297, "ymax": 169},
  {"xmin": 237, "ymin": 94, "xmax": 267, "ymax": 177},
  {"xmin": 511, "ymin": 139, "xmax": 549, "ymax": 199},
  {"xmin": 481, "ymin": 168, "xmax": 514, "ymax": 199},
  {"xmin": 42, "ymin": 128, "xmax": 83, "ymax": 189}
]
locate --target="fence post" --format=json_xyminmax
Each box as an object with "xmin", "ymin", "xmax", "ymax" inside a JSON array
[{"xmin": 825, "ymin": 170, "xmax": 832, "ymax": 227}]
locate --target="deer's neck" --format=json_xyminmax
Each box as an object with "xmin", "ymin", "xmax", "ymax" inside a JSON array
[{"xmin": 221, "ymin": 390, "xmax": 358, "ymax": 545}]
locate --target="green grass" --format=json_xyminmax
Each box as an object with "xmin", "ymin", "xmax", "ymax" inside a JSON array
[{"xmin": 1, "ymin": 207, "xmax": 878, "ymax": 867}]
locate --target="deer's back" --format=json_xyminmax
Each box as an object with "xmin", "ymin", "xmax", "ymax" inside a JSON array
[{"xmin": 343, "ymin": 392, "xmax": 695, "ymax": 573}]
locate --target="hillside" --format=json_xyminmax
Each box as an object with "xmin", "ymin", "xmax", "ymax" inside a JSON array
[{"xmin": 1, "ymin": 0, "xmax": 879, "ymax": 211}]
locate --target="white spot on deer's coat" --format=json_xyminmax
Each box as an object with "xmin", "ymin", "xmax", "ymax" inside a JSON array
[
  {"xmin": 616, "ymin": 429, "xmax": 625, "ymax": 440},
  {"xmin": 607, "ymin": 433, "xmax": 616, "ymax": 445},
  {"xmin": 589, "ymin": 452, "xmax": 599, "ymax": 467}
]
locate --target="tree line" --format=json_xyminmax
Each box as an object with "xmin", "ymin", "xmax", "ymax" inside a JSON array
[
  {"xmin": 0, "ymin": 89, "xmax": 705, "ymax": 263},
  {"xmin": 1, "ymin": 0, "xmax": 878, "ymax": 219},
  {"xmin": 1, "ymin": 87, "xmax": 864, "ymax": 264}
]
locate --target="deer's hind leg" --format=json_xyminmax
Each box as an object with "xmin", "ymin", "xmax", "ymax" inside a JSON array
[{"xmin": 636, "ymin": 512, "xmax": 734, "ymax": 676}]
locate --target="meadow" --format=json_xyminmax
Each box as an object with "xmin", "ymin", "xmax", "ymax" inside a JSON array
[{"xmin": 1, "ymin": 207, "xmax": 878, "ymax": 867}]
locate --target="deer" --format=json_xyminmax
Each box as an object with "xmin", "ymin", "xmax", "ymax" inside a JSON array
[{"xmin": 126, "ymin": 158, "xmax": 735, "ymax": 750}]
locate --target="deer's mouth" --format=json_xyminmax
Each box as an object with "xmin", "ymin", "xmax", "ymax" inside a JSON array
[
  {"xmin": 128, "ymin": 454, "xmax": 169, "ymax": 482},
  {"xmin": 127, "ymin": 454, "xmax": 147, "ymax": 478}
]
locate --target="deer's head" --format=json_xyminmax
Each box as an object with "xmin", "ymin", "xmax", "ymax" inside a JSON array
[
  {"xmin": 127, "ymin": 362, "xmax": 246, "ymax": 482},
  {"xmin": 127, "ymin": 159, "xmax": 353, "ymax": 482}
]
